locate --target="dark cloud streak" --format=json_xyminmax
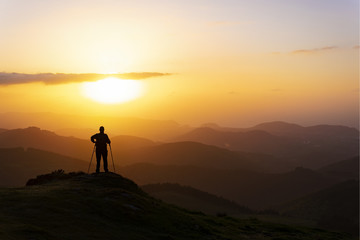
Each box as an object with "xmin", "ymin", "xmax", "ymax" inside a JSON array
[
  {"xmin": 290, "ymin": 46, "xmax": 337, "ymax": 54},
  {"xmin": 0, "ymin": 72, "xmax": 171, "ymax": 85}
]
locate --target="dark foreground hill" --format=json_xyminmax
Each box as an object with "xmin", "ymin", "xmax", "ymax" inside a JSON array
[
  {"xmin": 0, "ymin": 171, "xmax": 352, "ymax": 240},
  {"xmin": 278, "ymin": 180, "xmax": 359, "ymax": 236}
]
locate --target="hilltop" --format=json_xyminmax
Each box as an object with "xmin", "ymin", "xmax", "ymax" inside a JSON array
[{"xmin": 0, "ymin": 171, "xmax": 352, "ymax": 240}]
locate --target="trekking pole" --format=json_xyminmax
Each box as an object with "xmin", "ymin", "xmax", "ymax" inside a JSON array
[
  {"xmin": 109, "ymin": 143, "xmax": 116, "ymax": 173},
  {"xmin": 87, "ymin": 144, "xmax": 96, "ymax": 174}
]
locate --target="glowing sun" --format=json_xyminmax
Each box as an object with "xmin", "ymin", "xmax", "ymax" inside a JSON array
[{"xmin": 82, "ymin": 77, "xmax": 144, "ymax": 104}]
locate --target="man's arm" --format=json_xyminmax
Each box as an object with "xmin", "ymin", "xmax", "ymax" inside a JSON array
[
  {"xmin": 106, "ymin": 134, "xmax": 111, "ymax": 144},
  {"xmin": 90, "ymin": 134, "xmax": 97, "ymax": 143}
]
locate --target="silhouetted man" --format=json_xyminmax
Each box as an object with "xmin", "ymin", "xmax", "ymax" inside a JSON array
[{"xmin": 91, "ymin": 126, "xmax": 111, "ymax": 173}]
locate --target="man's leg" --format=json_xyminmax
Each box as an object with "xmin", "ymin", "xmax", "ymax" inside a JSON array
[
  {"xmin": 102, "ymin": 150, "xmax": 109, "ymax": 172},
  {"xmin": 95, "ymin": 149, "xmax": 101, "ymax": 173}
]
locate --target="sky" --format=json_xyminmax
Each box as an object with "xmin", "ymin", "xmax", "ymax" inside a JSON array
[{"xmin": 0, "ymin": 0, "xmax": 359, "ymax": 128}]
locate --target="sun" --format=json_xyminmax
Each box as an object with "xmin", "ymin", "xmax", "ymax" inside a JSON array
[{"xmin": 81, "ymin": 77, "xmax": 144, "ymax": 104}]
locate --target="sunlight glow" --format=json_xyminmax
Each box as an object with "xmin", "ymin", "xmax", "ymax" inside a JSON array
[{"xmin": 81, "ymin": 77, "xmax": 144, "ymax": 104}]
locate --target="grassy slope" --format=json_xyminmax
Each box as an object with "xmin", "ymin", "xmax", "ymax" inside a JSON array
[
  {"xmin": 0, "ymin": 172, "xmax": 352, "ymax": 240},
  {"xmin": 142, "ymin": 183, "xmax": 254, "ymax": 216},
  {"xmin": 278, "ymin": 180, "xmax": 359, "ymax": 235}
]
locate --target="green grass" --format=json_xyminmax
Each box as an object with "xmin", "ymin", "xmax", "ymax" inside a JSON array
[{"xmin": 0, "ymin": 172, "xmax": 354, "ymax": 240}]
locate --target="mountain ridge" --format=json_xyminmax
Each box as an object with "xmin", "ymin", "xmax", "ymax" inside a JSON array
[
  {"xmin": 174, "ymin": 124, "xmax": 359, "ymax": 168},
  {"xmin": 0, "ymin": 127, "xmax": 292, "ymax": 172},
  {"xmin": 121, "ymin": 162, "xmax": 341, "ymax": 209}
]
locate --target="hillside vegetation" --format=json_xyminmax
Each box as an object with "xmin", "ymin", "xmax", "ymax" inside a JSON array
[
  {"xmin": 142, "ymin": 183, "xmax": 254, "ymax": 216},
  {"xmin": 278, "ymin": 180, "xmax": 359, "ymax": 235}
]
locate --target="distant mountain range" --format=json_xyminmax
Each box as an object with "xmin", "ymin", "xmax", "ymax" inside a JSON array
[
  {"xmin": 202, "ymin": 121, "xmax": 359, "ymax": 138},
  {"xmin": 248, "ymin": 121, "xmax": 359, "ymax": 138},
  {"xmin": 0, "ymin": 112, "xmax": 191, "ymax": 140},
  {"xmin": 0, "ymin": 127, "xmax": 291, "ymax": 172},
  {"xmin": 173, "ymin": 122, "xmax": 359, "ymax": 168},
  {"xmin": 0, "ymin": 147, "xmax": 88, "ymax": 187},
  {"xmin": 121, "ymin": 161, "xmax": 358, "ymax": 209},
  {"xmin": 0, "ymin": 128, "xmax": 7, "ymax": 134},
  {"xmin": 1, "ymin": 124, "xmax": 357, "ymax": 172},
  {"xmin": 120, "ymin": 141, "xmax": 291, "ymax": 172},
  {"xmin": 0, "ymin": 127, "xmax": 157, "ymax": 163}
]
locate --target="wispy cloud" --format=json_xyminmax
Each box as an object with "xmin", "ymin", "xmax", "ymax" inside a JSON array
[
  {"xmin": 207, "ymin": 21, "xmax": 253, "ymax": 27},
  {"xmin": 353, "ymin": 45, "xmax": 360, "ymax": 49},
  {"xmin": 0, "ymin": 72, "xmax": 171, "ymax": 85},
  {"xmin": 290, "ymin": 46, "xmax": 338, "ymax": 55}
]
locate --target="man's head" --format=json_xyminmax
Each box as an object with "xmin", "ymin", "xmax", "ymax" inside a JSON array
[{"xmin": 99, "ymin": 126, "xmax": 105, "ymax": 133}]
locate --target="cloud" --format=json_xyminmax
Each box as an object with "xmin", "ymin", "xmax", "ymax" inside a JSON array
[
  {"xmin": 290, "ymin": 46, "xmax": 338, "ymax": 55},
  {"xmin": 207, "ymin": 21, "xmax": 253, "ymax": 27},
  {"xmin": 0, "ymin": 72, "xmax": 171, "ymax": 85},
  {"xmin": 353, "ymin": 45, "xmax": 360, "ymax": 49}
]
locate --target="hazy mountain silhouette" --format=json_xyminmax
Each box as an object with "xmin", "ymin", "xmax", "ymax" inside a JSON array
[
  {"xmin": 0, "ymin": 147, "xmax": 88, "ymax": 186},
  {"xmin": 0, "ymin": 127, "xmax": 157, "ymax": 162},
  {"xmin": 204, "ymin": 121, "xmax": 359, "ymax": 138},
  {"xmin": 250, "ymin": 121, "xmax": 359, "ymax": 138},
  {"xmin": 1, "ymin": 171, "xmax": 349, "ymax": 240},
  {"xmin": 1, "ymin": 123, "xmax": 357, "ymax": 171},
  {"xmin": 318, "ymin": 156, "xmax": 359, "ymax": 181},
  {"xmin": 174, "ymin": 127, "xmax": 293, "ymax": 154},
  {"xmin": 278, "ymin": 180, "xmax": 359, "ymax": 235},
  {"xmin": 121, "ymin": 163, "xmax": 339, "ymax": 209},
  {"xmin": 120, "ymin": 141, "xmax": 291, "ymax": 172},
  {"xmin": 111, "ymin": 135, "xmax": 157, "ymax": 150},
  {"xmin": 0, "ymin": 112, "xmax": 191, "ymax": 140},
  {"xmin": 0, "ymin": 127, "xmax": 89, "ymax": 160},
  {"xmin": 0, "ymin": 127, "xmax": 291, "ymax": 173},
  {"xmin": 55, "ymin": 127, "xmax": 97, "ymax": 139},
  {"xmin": 248, "ymin": 122, "xmax": 306, "ymax": 136},
  {"xmin": 174, "ymin": 123, "xmax": 359, "ymax": 168},
  {"xmin": 142, "ymin": 183, "xmax": 254, "ymax": 216}
]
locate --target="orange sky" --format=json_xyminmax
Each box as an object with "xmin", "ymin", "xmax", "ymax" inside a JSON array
[{"xmin": 0, "ymin": 0, "xmax": 358, "ymax": 128}]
